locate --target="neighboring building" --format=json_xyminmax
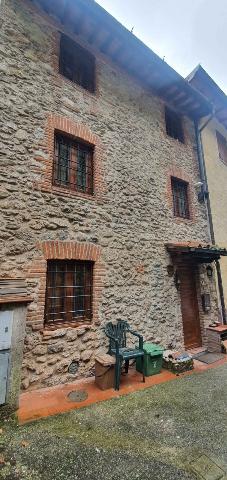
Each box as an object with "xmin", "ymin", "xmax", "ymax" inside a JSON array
[
  {"xmin": 0, "ymin": 0, "xmax": 224, "ymax": 395},
  {"xmin": 188, "ymin": 65, "xmax": 227, "ymax": 321}
]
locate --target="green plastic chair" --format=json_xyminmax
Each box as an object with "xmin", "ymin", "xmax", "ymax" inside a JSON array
[{"xmin": 104, "ymin": 321, "xmax": 145, "ymax": 390}]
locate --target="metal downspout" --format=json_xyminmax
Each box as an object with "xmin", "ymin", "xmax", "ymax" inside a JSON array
[{"xmin": 194, "ymin": 118, "xmax": 227, "ymax": 324}]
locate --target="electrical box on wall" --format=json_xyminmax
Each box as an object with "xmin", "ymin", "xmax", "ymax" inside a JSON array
[
  {"xmin": 0, "ymin": 310, "xmax": 13, "ymax": 405},
  {"xmin": 0, "ymin": 310, "xmax": 13, "ymax": 350},
  {"xmin": 0, "ymin": 352, "xmax": 9, "ymax": 405},
  {"xmin": 201, "ymin": 293, "xmax": 211, "ymax": 313}
]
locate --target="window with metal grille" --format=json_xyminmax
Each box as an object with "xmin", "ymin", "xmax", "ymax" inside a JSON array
[
  {"xmin": 45, "ymin": 260, "xmax": 93, "ymax": 326},
  {"xmin": 53, "ymin": 133, "xmax": 94, "ymax": 194},
  {"xmin": 165, "ymin": 107, "xmax": 184, "ymax": 143},
  {"xmin": 59, "ymin": 34, "xmax": 95, "ymax": 93},
  {"xmin": 171, "ymin": 177, "xmax": 190, "ymax": 219},
  {"xmin": 216, "ymin": 131, "xmax": 227, "ymax": 165}
]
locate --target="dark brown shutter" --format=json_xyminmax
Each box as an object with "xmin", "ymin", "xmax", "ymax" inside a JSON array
[
  {"xmin": 59, "ymin": 34, "xmax": 95, "ymax": 93},
  {"xmin": 165, "ymin": 107, "xmax": 184, "ymax": 143}
]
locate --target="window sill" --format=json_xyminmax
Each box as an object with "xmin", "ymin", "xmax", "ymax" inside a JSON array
[
  {"xmin": 174, "ymin": 215, "xmax": 190, "ymax": 221},
  {"xmin": 40, "ymin": 183, "xmax": 97, "ymax": 201},
  {"xmin": 58, "ymin": 73, "xmax": 98, "ymax": 98},
  {"xmin": 173, "ymin": 215, "xmax": 194, "ymax": 224},
  {"xmin": 42, "ymin": 321, "xmax": 92, "ymax": 333},
  {"xmin": 162, "ymin": 129, "xmax": 188, "ymax": 148},
  {"xmin": 166, "ymin": 134, "xmax": 186, "ymax": 146}
]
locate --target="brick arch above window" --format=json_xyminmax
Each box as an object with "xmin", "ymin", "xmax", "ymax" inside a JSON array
[
  {"xmin": 38, "ymin": 241, "xmax": 101, "ymax": 261},
  {"xmin": 36, "ymin": 114, "xmax": 104, "ymax": 201},
  {"xmin": 26, "ymin": 241, "xmax": 105, "ymax": 331},
  {"xmin": 47, "ymin": 114, "xmax": 101, "ymax": 146}
]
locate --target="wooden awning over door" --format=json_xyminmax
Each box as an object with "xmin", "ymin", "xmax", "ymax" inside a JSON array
[{"xmin": 166, "ymin": 242, "xmax": 227, "ymax": 264}]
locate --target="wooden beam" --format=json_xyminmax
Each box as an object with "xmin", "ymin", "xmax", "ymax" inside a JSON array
[
  {"xmin": 158, "ymin": 84, "xmax": 179, "ymax": 98},
  {"xmin": 90, "ymin": 29, "xmax": 110, "ymax": 49},
  {"xmin": 187, "ymin": 104, "xmax": 207, "ymax": 118},
  {"xmin": 105, "ymin": 38, "xmax": 122, "ymax": 57},
  {"xmin": 79, "ymin": 16, "xmax": 96, "ymax": 38},
  {"xmin": 61, "ymin": 1, "xmax": 77, "ymax": 26},
  {"xmin": 100, "ymin": 34, "xmax": 117, "ymax": 53},
  {"xmin": 169, "ymin": 90, "xmax": 187, "ymax": 103},
  {"xmin": 174, "ymin": 96, "xmax": 199, "ymax": 110},
  {"xmin": 112, "ymin": 48, "xmax": 133, "ymax": 65},
  {"xmin": 59, "ymin": 2, "xmax": 85, "ymax": 35}
]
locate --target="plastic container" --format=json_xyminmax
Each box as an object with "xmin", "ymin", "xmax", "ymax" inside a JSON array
[
  {"xmin": 136, "ymin": 343, "xmax": 164, "ymax": 377},
  {"xmin": 95, "ymin": 354, "xmax": 116, "ymax": 390}
]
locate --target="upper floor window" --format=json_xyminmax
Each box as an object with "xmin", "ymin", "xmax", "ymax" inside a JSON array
[
  {"xmin": 165, "ymin": 107, "xmax": 184, "ymax": 143},
  {"xmin": 53, "ymin": 132, "xmax": 94, "ymax": 195},
  {"xmin": 59, "ymin": 34, "xmax": 95, "ymax": 93},
  {"xmin": 216, "ymin": 131, "xmax": 227, "ymax": 166},
  {"xmin": 45, "ymin": 260, "xmax": 93, "ymax": 326},
  {"xmin": 171, "ymin": 177, "xmax": 189, "ymax": 219}
]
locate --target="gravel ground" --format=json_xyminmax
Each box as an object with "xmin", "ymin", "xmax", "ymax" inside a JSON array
[{"xmin": 1, "ymin": 364, "xmax": 227, "ymax": 480}]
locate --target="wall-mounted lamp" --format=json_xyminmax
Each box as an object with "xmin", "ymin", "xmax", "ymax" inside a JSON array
[
  {"xmin": 197, "ymin": 186, "xmax": 209, "ymax": 203},
  {"xmin": 195, "ymin": 181, "xmax": 210, "ymax": 203},
  {"xmin": 167, "ymin": 265, "xmax": 174, "ymax": 277},
  {"xmin": 206, "ymin": 265, "xmax": 213, "ymax": 278}
]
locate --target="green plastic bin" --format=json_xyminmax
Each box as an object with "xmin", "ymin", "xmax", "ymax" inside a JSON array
[{"xmin": 136, "ymin": 343, "xmax": 164, "ymax": 377}]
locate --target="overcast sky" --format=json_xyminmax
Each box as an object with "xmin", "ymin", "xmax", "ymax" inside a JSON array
[{"xmin": 96, "ymin": 0, "xmax": 227, "ymax": 94}]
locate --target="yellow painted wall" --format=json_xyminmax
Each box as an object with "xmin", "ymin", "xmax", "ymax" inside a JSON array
[{"xmin": 201, "ymin": 119, "xmax": 227, "ymax": 303}]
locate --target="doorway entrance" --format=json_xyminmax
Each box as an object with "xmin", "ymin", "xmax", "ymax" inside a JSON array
[{"xmin": 179, "ymin": 265, "xmax": 202, "ymax": 349}]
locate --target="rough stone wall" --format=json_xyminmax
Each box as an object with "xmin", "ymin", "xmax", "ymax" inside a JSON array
[{"xmin": 0, "ymin": 0, "xmax": 219, "ymax": 391}]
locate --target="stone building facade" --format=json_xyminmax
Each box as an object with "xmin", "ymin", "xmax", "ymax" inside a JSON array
[{"xmin": 0, "ymin": 0, "xmax": 220, "ymax": 392}]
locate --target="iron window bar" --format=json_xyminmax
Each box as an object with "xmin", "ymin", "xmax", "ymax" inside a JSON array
[
  {"xmin": 53, "ymin": 133, "xmax": 94, "ymax": 194},
  {"xmin": 171, "ymin": 177, "xmax": 190, "ymax": 219},
  {"xmin": 45, "ymin": 260, "xmax": 93, "ymax": 326}
]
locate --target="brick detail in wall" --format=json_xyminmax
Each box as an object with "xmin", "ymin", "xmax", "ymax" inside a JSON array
[
  {"xmin": 26, "ymin": 241, "xmax": 105, "ymax": 331},
  {"xmin": 166, "ymin": 165, "xmax": 195, "ymax": 223},
  {"xmin": 35, "ymin": 114, "xmax": 105, "ymax": 201}
]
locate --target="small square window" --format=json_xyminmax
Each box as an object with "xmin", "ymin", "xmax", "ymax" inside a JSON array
[
  {"xmin": 165, "ymin": 107, "xmax": 184, "ymax": 143},
  {"xmin": 45, "ymin": 260, "xmax": 93, "ymax": 326},
  {"xmin": 53, "ymin": 133, "xmax": 94, "ymax": 195},
  {"xmin": 59, "ymin": 34, "xmax": 95, "ymax": 93},
  {"xmin": 216, "ymin": 131, "xmax": 227, "ymax": 165},
  {"xmin": 171, "ymin": 177, "xmax": 189, "ymax": 219}
]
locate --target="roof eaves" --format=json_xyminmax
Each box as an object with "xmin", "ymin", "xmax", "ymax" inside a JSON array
[{"xmin": 33, "ymin": 0, "xmax": 212, "ymax": 118}]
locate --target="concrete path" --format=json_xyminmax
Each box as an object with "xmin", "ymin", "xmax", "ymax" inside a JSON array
[{"xmin": 1, "ymin": 363, "xmax": 227, "ymax": 479}]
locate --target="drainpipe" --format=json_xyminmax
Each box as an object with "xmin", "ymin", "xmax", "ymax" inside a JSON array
[{"xmin": 194, "ymin": 115, "xmax": 227, "ymax": 324}]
